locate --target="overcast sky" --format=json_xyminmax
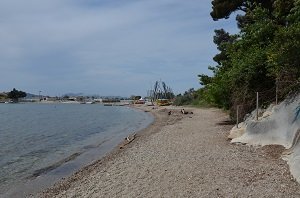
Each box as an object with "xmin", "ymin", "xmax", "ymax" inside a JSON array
[{"xmin": 0, "ymin": 0, "xmax": 238, "ymax": 97}]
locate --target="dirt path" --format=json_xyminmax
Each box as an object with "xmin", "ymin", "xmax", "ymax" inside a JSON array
[{"xmin": 36, "ymin": 107, "xmax": 300, "ymax": 197}]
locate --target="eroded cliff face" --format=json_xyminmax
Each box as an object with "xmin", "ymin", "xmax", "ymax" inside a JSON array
[{"xmin": 229, "ymin": 95, "xmax": 300, "ymax": 182}]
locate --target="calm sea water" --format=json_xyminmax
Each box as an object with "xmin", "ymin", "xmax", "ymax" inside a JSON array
[{"xmin": 0, "ymin": 103, "xmax": 153, "ymax": 197}]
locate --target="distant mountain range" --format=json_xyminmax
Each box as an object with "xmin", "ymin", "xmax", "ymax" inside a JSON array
[
  {"xmin": 62, "ymin": 93, "xmax": 84, "ymax": 97},
  {"xmin": 62, "ymin": 93, "xmax": 125, "ymax": 99},
  {"xmin": 25, "ymin": 93, "xmax": 39, "ymax": 98},
  {"xmin": 25, "ymin": 92, "xmax": 127, "ymax": 99}
]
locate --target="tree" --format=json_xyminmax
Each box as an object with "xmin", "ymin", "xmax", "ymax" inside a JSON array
[
  {"xmin": 198, "ymin": 0, "xmax": 300, "ymax": 119},
  {"xmin": 210, "ymin": 0, "xmax": 274, "ymax": 21},
  {"xmin": 150, "ymin": 80, "xmax": 175, "ymax": 100},
  {"xmin": 7, "ymin": 88, "xmax": 27, "ymax": 102},
  {"xmin": 210, "ymin": 0, "xmax": 245, "ymax": 20},
  {"xmin": 173, "ymin": 88, "xmax": 195, "ymax": 106}
]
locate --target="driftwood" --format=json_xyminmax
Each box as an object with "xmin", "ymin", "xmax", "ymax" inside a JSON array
[
  {"xmin": 120, "ymin": 133, "xmax": 136, "ymax": 149},
  {"xmin": 181, "ymin": 109, "xmax": 193, "ymax": 115}
]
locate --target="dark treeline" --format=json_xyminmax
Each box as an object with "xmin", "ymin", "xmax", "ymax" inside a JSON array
[{"xmin": 197, "ymin": 0, "xmax": 300, "ymax": 118}]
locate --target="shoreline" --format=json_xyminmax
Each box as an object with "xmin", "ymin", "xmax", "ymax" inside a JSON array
[
  {"xmin": 29, "ymin": 105, "xmax": 183, "ymax": 197},
  {"xmin": 2, "ymin": 104, "xmax": 154, "ymax": 198},
  {"xmin": 34, "ymin": 105, "xmax": 300, "ymax": 197}
]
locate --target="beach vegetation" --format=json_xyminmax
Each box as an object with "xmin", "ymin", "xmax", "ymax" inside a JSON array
[
  {"xmin": 173, "ymin": 88, "xmax": 196, "ymax": 106},
  {"xmin": 173, "ymin": 88, "xmax": 211, "ymax": 107},
  {"xmin": 7, "ymin": 88, "xmax": 27, "ymax": 102},
  {"xmin": 197, "ymin": 0, "xmax": 300, "ymax": 118}
]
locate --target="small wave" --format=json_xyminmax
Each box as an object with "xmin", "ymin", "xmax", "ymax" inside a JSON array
[
  {"xmin": 28, "ymin": 139, "xmax": 111, "ymax": 179},
  {"xmin": 20, "ymin": 149, "xmax": 49, "ymax": 158},
  {"xmin": 3, "ymin": 157, "xmax": 22, "ymax": 166},
  {"xmin": 82, "ymin": 139, "xmax": 109, "ymax": 150},
  {"xmin": 29, "ymin": 152, "xmax": 82, "ymax": 179}
]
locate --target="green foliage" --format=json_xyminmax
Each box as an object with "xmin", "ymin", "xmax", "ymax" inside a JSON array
[
  {"xmin": 210, "ymin": 0, "xmax": 244, "ymax": 20},
  {"xmin": 173, "ymin": 88, "xmax": 213, "ymax": 107},
  {"xmin": 198, "ymin": 0, "xmax": 300, "ymax": 118},
  {"xmin": 210, "ymin": 0, "xmax": 274, "ymax": 21},
  {"xmin": 173, "ymin": 88, "xmax": 195, "ymax": 106},
  {"xmin": 7, "ymin": 88, "xmax": 27, "ymax": 102}
]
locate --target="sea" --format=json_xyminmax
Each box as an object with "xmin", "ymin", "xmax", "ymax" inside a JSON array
[{"xmin": 0, "ymin": 103, "xmax": 153, "ymax": 197}]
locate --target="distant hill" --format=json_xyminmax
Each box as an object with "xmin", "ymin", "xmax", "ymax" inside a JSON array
[
  {"xmin": 25, "ymin": 93, "xmax": 39, "ymax": 99},
  {"xmin": 24, "ymin": 92, "xmax": 128, "ymax": 99},
  {"xmin": 62, "ymin": 93, "xmax": 84, "ymax": 97},
  {"xmin": 62, "ymin": 93, "xmax": 126, "ymax": 99}
]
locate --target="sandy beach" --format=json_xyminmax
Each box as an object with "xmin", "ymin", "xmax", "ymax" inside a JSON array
[{"xmin": 34, "ymin": 106, "xmax": 300, "ymax": 197}]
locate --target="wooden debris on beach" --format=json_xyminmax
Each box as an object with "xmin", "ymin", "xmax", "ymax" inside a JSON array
[
  {"xmin": 181, "ymin": 109, "xmax": 193, "ymax": 115},
  {"xmin": 120, "ymin": 134, "xmax": 136, "ymax": 149}
]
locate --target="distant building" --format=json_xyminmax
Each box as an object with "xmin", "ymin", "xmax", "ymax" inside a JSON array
[{"xmin": 46, "ymin": 97, "xmax": 59, "ymax": 102}]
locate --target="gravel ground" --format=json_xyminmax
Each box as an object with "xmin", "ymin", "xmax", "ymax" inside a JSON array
[{"xmin": 35, "ymin": 107, "xmax": 300, "ymax": 198}]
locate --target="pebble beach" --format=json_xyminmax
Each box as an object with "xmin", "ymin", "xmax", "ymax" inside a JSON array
[{"xmin": 34, "ymin": 106, "xmax": 300, "ymax": 197}]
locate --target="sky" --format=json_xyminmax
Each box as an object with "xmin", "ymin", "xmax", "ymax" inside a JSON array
[{"xmin": 0, "ymin": 0, "xmax": 238, "ymax": 97}]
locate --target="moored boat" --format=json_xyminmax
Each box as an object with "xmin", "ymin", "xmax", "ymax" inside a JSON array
[{"xmin": 156, "ymin": 99, "xmax": 172, "ymax": 106}]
